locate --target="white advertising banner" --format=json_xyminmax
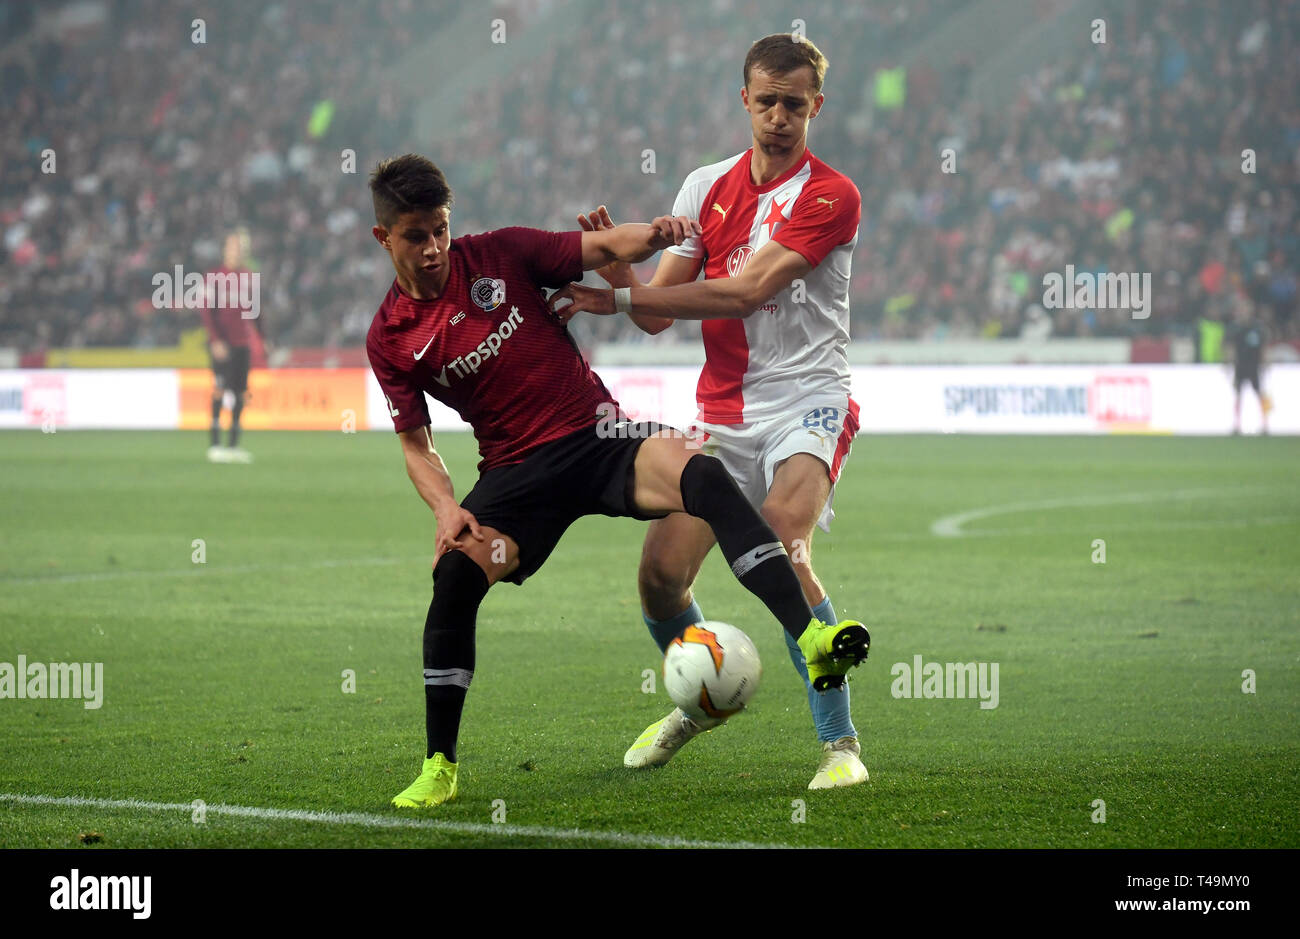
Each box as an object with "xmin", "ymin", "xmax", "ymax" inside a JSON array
[
  {"xmin": 360, "ymin": 362, "xmax": 1300, "ymax": 436},
  {"xmin": 854, "ymin": 364, "xmax": 1296, "ymax": 435},
  {"xmin": 594, "ymin": 364, "xmax": 1296, "ymax": 436},
  {"xmin": 0, "ymin": 364, "xmax": 1291, "ymax": 434},
  {"xmin": 0, "ymin": 369, "xmax": 179, "ymax": 429},
  {"xmin": 590, "ymin": 366, "xmax": 701, "ymax": 429}
]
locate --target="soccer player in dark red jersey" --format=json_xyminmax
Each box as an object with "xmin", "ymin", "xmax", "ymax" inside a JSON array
[
  {"xmin": 202, "ymin": 230, "xmax": 262, "ymax": 464},
  {"xmin": 366, "ymin": 154, "xmax": 869, "ymax": 807}
]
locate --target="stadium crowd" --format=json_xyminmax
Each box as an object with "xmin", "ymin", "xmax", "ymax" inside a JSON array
[
  {"xmin": 1, "ymin": 0, "xmax": 448, "ymax": 352},
  {"xmin": 1, "ymin": 0, "xmax": 1296, "ymax": 353}
]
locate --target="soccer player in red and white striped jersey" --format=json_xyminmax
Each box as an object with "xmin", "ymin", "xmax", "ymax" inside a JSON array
[{"xmin": 551, "ymin": 34, "xmax": 869, "ymax": 790}]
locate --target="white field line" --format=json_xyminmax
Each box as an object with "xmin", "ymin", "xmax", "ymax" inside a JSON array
[
  {"xmin": 0, "ymin": 793, "xmax": 793, "ymax": 850},
  {"xmin": 943, "ymin": 515, "xmax": 1300, "ymax": 538},
  {"xmin": 0, "ymin": 555, "xmax": 421, "ymax": 586},
  {"xmin": 929, "ymin": 487, "xmax": 1262, "ymax": 538},
  {"xmin": 872, "ymin": 514, "xmax": 1300, "ymax": 543}
]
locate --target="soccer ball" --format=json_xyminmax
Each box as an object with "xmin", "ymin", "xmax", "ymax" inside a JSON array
[{"xmin": 662, "ymin": 621, "xmax": 762, "ymax": 721}]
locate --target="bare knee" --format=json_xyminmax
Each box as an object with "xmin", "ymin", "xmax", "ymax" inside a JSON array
[
  {"xmin": 638, "ymin": 545, "xmax": 693, "ymax": 617},
  {"xmin": 762, "ymin": 504, "xmax": 816, "ymax": 570},
  {"xmin": 761, "ymin": 505, "xmax": 824, "ymax": 604}
]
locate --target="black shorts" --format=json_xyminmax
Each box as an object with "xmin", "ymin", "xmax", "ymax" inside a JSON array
[
  {"xmin": 1234, "ymin": 367, "xmax": 1261, "ymax": 394},
  {"xmin": 459, "ymin": 421, "xmax": 674, "ymax": 585},
  {"xmin": 212, "ymin": 345, "xmax": 251, "ymax": 395}
]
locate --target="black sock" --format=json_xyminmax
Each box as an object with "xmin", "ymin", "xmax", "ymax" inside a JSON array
[
  {"xmin": 678, "ymin": 454, "xmax": 813, "ymax": 642},
  {"xmin": 210, "ymin": 397, "xmax": 222, "ymax": 446},
  {"xmin": 228, "ymin": 395, "xmax": 244, "ymax": 448},
  {"xmin": 424, "ymin": 551, "xmax": 490, "ymax": 762}
]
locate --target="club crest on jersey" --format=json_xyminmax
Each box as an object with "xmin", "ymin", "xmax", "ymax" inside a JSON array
[
  {"xmin": 726, "ymin": 244, "xmax": 754, "ymax": 278},
  {"xmin": 470, "ymin": 276, "xmax": 506, "ymax": 311}
]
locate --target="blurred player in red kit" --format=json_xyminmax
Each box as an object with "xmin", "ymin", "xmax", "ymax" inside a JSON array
[{"xmin": 202, "ymin": 229, "xmax": 265, "ymax": 463}]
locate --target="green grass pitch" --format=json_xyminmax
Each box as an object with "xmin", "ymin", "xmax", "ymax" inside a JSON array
[{"xmin": 1, "ymin": 430, "xmax": 1297, "ymax": 848}]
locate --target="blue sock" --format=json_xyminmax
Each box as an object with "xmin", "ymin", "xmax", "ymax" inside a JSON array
[
  {"xmin": 643, "ymin": 600, "xmax": 704, "ymax": 654},
  {"xmin": 784, "ymin": 594, "xmax": 856, "ymax": 742}
]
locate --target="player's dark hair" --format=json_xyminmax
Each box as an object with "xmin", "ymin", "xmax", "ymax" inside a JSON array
[
  {"xmin": 369, "ymin": 154, "xmax": 455, "ymax": 228},
  {"xmin": 743, "ymin": 33, "xmax": 828, "ymax": 93}
]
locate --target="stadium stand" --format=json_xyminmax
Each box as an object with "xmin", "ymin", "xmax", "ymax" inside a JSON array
[{"xmin": 1, "ymin": 0, "xmax": 1296, "ymax": 356}]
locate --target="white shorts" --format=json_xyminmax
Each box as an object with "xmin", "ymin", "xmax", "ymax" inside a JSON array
[{"xmin": 686, "ymin": 397, "xmax": 860, "ymax": 532}]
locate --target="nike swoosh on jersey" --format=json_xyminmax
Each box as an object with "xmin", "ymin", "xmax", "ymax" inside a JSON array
[
  {"xmin": 414, "ymin": 335, "xmax": 435, "ymax": 360},
  {"xmin": 432, "ymin": 365, "xmax": 450, "ymax": 388}
]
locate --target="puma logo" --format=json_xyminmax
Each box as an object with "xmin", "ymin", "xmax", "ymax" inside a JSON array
[
  {"xmin": 711, "ymin": 202, "xmax": 730, "ymax": 220},
  {"xmin": 816, "ymin": 197, "xmax": 840, "ymax": 208}
]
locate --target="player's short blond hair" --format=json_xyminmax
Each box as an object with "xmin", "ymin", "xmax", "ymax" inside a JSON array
[{"xmin": 743, "ymin": 33, "xmax": 828, "ymax": 93}]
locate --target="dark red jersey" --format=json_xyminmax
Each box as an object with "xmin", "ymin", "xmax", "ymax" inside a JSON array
[
  {"xmin": 366, "ymin": 227, "xmax": 619, "ymax": 470},
  {"xmin": 200, "ymin": 265, "xmax": 260, "ymax": 347}
]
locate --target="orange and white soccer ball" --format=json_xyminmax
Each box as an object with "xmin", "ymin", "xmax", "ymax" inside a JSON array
[{"xmin": 662, "ymin": 621, "xmax": 762, "ymax": 721}]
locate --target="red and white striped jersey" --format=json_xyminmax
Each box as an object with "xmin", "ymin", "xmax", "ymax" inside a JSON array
[{"xmin": 667, "ymin": 148, "xmax": 860, "ymax": 424}]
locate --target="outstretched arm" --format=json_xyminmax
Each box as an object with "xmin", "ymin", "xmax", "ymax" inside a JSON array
[
  {"xmin": 550, "ymin": 240, "xmax": 811, "ymax": 322},
  {"xmin": 576, "ymin": 205, "xmax": 702, "ymax": 335},
  {"xmin": 579, "ymin": 213, "xmax": 701, "ymax": 270}
]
